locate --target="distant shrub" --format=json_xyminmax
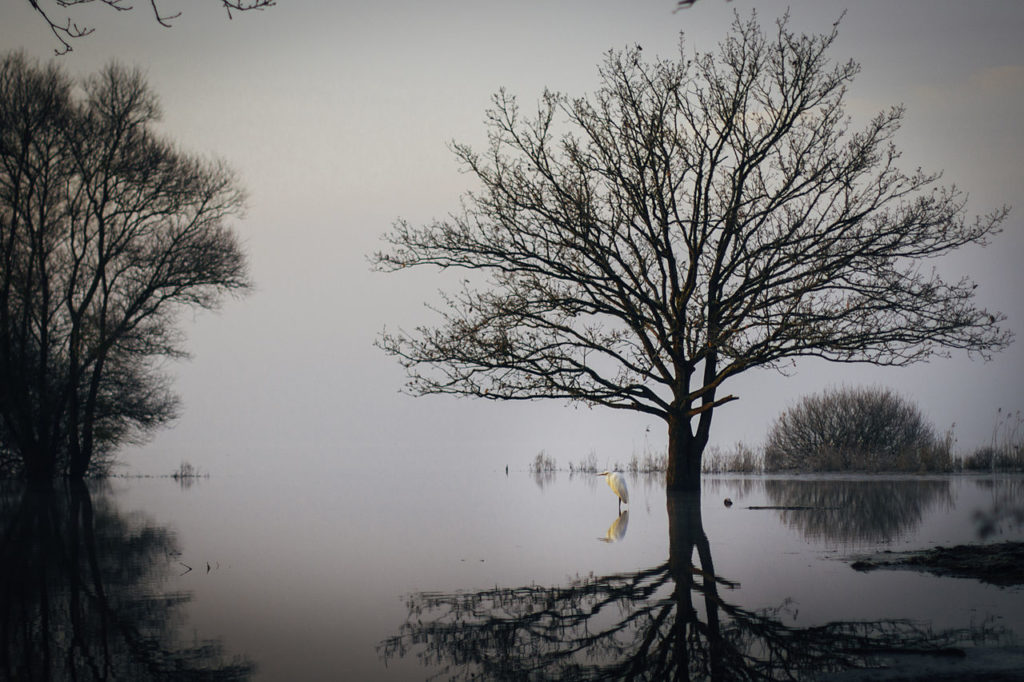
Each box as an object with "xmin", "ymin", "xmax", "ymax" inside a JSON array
[
  {"xmin": 569, "ymin": 452, "xmax": 598, "ymax": 473},
  {"xmin": 702, "ymin": 442, "xmax": 763, "ymax": 474},
  {"xmin": 917, "ymin": 426, "xmax": 956, "ymax": 473},
  {"xmin": 971, "ymin": 409, "xmax": 1024, "ymax": 472},
  {"xmin": 764, "ymin": 386, "xmax": 941, "ymax": 472},
  {"xmin": 170, "ymin": 460, "xmax": 207, "ymax": 488},
  {"xmin": 963, "ymin": 446, "xmax": 999, "ymax": 472},
  {"xmin": 171, "ymin": 461, "xmax": 197, "ymax": 479},
  {"xmin": 730, "ymin": 442, "xmax": 763, "ymax": 473},
  {"xmin": 626, "ymin": 451, "xmax": 668, "ymax": 474},
  {"xmin": 962, "ymin": 424, "xmax": 1023, "ymax": 472},
  {"xmin": 530, "ymin": 451, "xmax": 557, "ymax": 472}
]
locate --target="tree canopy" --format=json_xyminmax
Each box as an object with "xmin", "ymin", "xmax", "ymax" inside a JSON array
[
  {"xmin": 0, "ymin": 52, "xmax": 249, "ymax": 479},
  {"xmin": 374, "ymin": 13, "xmax": 1010, "ymax": 490}
]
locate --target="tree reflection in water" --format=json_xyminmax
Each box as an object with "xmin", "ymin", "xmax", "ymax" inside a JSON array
[
  {"xmin": 380, "ymin": 492, "xmax": 999, "ymax": 680},
  {"xmin": 763, "ymin": 478, "xmax": 954, "ymax": 544},
  {"xmin": 0, "ymin": 480, "xmax": 253, "ymax": 680},
  {"xmin": 973, "ymin": 477, "xmax": 1024, "ymax": 539}
]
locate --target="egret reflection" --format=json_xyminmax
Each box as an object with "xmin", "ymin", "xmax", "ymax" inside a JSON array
[
  {"xmin": 380, "ymin": 492, "xmax": 997, "ymax": 680},
  {"xmin": 599, "ymin": 509, "xmax": 629, "ymax": 543}
]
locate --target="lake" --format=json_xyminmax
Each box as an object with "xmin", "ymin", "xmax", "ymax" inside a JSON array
[{"xmin": 2, "ymin": 470, "xmax": 1023, "ymax": 680}]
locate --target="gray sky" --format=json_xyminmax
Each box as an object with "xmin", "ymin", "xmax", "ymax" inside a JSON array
[{"xmin": 3, "ymin": 0, "xmax": 1021, "ymax": 475}]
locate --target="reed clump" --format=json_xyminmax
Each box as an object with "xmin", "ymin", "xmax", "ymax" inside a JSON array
[
  {"xmin": 530, "ymin": 451, "xmax": 558, "ymax": 473},
  {"xmin": 962, "ymin": 409, "xmax": 1024, "ymax": 472}
]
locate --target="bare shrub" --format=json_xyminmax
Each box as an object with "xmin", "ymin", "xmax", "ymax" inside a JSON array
[
  {"xmin": 961, "ymin": 409, "xmax": 1023, "ymax": 472},
  {"xmin": 702, "ymin": 442, "xmax": 762, "ymax": 474},
  {"xmin": 171, "ymin": 461, "xmax": 196, "ymax": 479},
  {"xmin": 963, "ymin": 446, "xmax": 999, "ymax": 472},
  {"xmin": 764, "ymin": 386, "xmax": 939, "ymax": 472},
  {"xmin": 569, "ymin": 452, "xmax": 598, "ymax": 474},
  {"xmin": 530, "ymin": 451, "xmax": 557, "ymax": 472},
  {"xmin": 730, "ymin": 443, "xmax": 763, "ymax": 474},
  {"xmin": 628, "ymin": 452, "xmax": 668, "ymax": 474}
]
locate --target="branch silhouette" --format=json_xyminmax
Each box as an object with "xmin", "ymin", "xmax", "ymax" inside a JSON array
[{"xmin": 26, "ymin": 0, "xmax": 275, "ymax": 54}]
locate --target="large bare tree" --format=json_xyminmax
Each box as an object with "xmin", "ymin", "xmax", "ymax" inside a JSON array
[
  {"xmin": 0, "ymin": 52, "xmax": 249, "ymax": 480},
  {"xmin": 374, "ymin": 14, "xmax": 1011, "ymax": 491}
]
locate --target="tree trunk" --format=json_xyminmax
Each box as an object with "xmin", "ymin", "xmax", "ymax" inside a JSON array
[
  {"xmin": 68, "ymin": 401, "xmax": 92, "ymax": 479},
  {"xmin": 68, "ymin": 354, "xmax": 105, "ymax": 479},
  {"xmin": 666, "ymin": 412, "xmax": 705, "ymax": 492},
  {"xmin": 22, "ymin": 444, "xmax": 56, "ymax": 484},
  {"xmin": 68, "ymin": 439, "xmax": 90, "ymax": 480}
]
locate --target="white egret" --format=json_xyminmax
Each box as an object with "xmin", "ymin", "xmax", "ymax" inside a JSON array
[{"xmin": 597, "ymin": 471, "xmax": 629, "ymax": 512}]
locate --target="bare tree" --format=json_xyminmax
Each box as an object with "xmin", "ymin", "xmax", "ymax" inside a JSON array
[
  {"xmin": 0, "ymin": 52, "xmax": 249, "ymax": 481},
  {"xmin": 373, "ymin": 13, "xmax": 1011, "ymax": 491},
  {"xmin": 27, "ymin": 0, "xmax": 275, "ymax": 55}
]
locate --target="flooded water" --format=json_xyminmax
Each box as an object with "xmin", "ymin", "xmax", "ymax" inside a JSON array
[{"xmin": 2, "ymin": 470, "xmax": 1023, "ymax": 680}]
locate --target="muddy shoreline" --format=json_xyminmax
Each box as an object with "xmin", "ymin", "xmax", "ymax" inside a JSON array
[{"xmin": 850, "ymin": 541, "xmax": 1024, "ymax": 586}]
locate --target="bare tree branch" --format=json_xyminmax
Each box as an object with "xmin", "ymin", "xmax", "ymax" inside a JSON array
[{"xmin": 25, "ymin": 0, "xmax": 275, "ymax": 55}]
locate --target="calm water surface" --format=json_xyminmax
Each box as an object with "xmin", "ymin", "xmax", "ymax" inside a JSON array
[{"xmin": 3, "ymin": 468, "xmax": 1023, "ymax": 680}]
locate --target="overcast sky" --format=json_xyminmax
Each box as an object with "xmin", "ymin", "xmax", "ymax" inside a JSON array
[{"xmin": 2, "ymin": 0, "xmax": 1021, "ymax": 476}]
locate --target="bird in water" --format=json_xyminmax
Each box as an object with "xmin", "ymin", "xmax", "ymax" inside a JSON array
[{"xmin": 597, "ymin": 471, "xmax": 629, "ymax": 512}]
